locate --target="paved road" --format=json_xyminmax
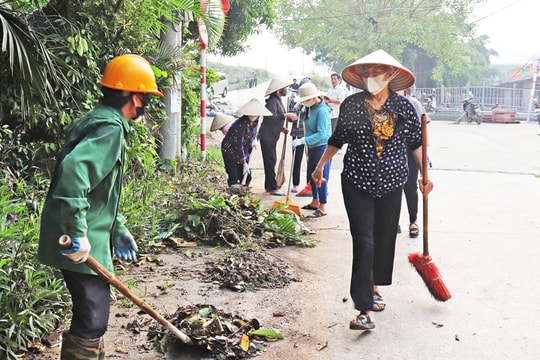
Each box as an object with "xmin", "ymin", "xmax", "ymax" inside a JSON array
[{"xmin": 221, "ymin": 86, "xmax": 540, "ymax": 359}]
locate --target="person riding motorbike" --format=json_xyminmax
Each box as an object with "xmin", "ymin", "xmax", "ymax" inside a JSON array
[
  {"xmin": 422, "ymin": 93, "xmax": 437, "ymax": 112},
  {"xmin": 455, "ymin": 94, "xmax": 481, "ymax": 124}
]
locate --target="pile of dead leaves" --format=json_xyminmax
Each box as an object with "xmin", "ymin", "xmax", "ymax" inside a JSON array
[
  {"xmin": 153, "ymin": 161, "xmax": 316, "ymax": 250},
  {"xmin": 145, "ymin": 304, "xmax": 283, "ymax": 359},
  {"xmin": 204, "ymin": 249, "xmax": 299, "ymax": 292}
]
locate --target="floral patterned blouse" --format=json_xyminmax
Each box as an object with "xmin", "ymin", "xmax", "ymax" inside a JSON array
[
  {"xmin": 221, "ymin": 115, "xmax": 258, "ymax": 164},
  {"xmin": 328, "ymin": 91, "xmax": 422, "ymax": 198}
]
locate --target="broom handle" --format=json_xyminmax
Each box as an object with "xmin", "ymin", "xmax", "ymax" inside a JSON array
[
  {"xmin": 59, "ymin": 235, "xmax": 192, "ymax": 344},
  {"xmin": 280, "ymin": 121, "xmax": 288, "ymax": 160},
  {"xmin": 285, "ymin": 143, "xmax": 297, "ymax": 202},
  {"xmin": 421, "ymin": 114, "xmax": 429, "ymax": 256}
]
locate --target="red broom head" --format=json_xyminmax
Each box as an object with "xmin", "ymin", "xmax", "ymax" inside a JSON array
[{"xmin": 408, "ymin": 252, "xmax": 452, "ymax": 302}]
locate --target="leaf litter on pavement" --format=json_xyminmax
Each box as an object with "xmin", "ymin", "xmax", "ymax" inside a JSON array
[
  {"xmin": 205, "ymin": 248, "xmax": 299, "ymax": 292},
  {"xmin": 142, "ymin": 304, "xmax": 284, "ymax": 359},
  {"xmin": 121, "ymin": 247, "xmax": 300, "ymax": 358},
  {"xmin": 117, "ymin": 162, "xmax": 313, "ymax": 357}
]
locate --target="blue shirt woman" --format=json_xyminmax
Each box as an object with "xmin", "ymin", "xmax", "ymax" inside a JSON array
[{"xmin": 294, "ymin": 82, "xmax": 332, "ymax": 217}]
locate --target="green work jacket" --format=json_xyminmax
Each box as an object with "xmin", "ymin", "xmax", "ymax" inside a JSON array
[{"xmin": 38, "ymin": 105, "xmax": 130, "ymax": 275}]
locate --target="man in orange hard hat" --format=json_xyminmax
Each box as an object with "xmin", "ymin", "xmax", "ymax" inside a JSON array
[{"xmin": 38, "ymin": 54, "xmax": 163, "ymax": 359}]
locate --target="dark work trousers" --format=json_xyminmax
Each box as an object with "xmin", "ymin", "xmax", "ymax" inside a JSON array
[
  {"xmin": 259, "ymin": 125, "xmax": 283, "ymax": 191},
  {"xmin": 61, "ymin": 269, "xmax": 110, "ymax": 339},
  {"xmin": 341, "ymin": 177, "xmax": 402, "ymax": 312},
  {"xmin": 291, "ymin": 142, "xmax": 304, "ymax": 187},
  {"xmin": 224, "ymin": 159, "xmax": 252, "ymax": 186},
  {"xmin": 403, "ymin": 148, "xmax": 419, "ymax": 224}
]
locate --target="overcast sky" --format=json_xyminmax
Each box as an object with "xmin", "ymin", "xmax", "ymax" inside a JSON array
[
  {"xmin": 209, "ymin": 0, "xmax": 538, "ymax": 75},
  {"xmin": 473, "ymin": 0, "xmax": 538, "ymax": 65}
]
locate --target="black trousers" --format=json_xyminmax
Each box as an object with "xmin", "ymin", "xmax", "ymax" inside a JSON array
[
  {"xmin": 259, "ymin": 125, "xmax": 282, "ymax": 191},
  {"xmin": 403, "ymin": 148, "xmax": 419, "ymax": 224},
  {"xmin": 341, "ymin": 177, "xmax": 402, "ymax": 312},
  {"xmin": 62, "ymin": 269, "xmax": 110, "ymax": 339},
  {"xmin": 224, "ymin": 159, "xmax": 252, "ymax": 186},
  {"xmin": 291, "ymin": 143, "xmax": 305, "ymax": 187}
]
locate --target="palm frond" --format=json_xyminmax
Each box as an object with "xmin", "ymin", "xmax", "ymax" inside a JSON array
[{"xmin": 0, "ymin": 6, "xmax": 58, "ymax": 118}]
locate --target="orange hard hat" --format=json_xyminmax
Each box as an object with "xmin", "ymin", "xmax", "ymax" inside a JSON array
[{"xmin": 99, "ymin": 54, "xmax": 163, "ymax": 97}]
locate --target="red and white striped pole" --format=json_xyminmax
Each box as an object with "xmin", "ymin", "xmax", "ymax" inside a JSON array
[
  {"xmin": 200, "ymin": 46, "xmax": 207, "ymax": 161},
  {"xmin": 198, "ymin": 0, "xmax": 230, "ymax": 161},
  {"xmin": 198, "ymin": 1, "xmax": 209, "ymax": 162}
]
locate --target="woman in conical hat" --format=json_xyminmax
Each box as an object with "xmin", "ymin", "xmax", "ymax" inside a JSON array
[
  {"xmin": 311, "ymin": 49, "xmax": 434, "ymax": 331},
  {"xmin": 210, "ymin": 113, "xmax": 235, "ymax": 134},
  {"xmin": 258, "ymin": 78, "xmax": 299, "ymax": 195},
  {"xmin": 221, "ymin": 98, "xmax": 271, "ymax": 187}
]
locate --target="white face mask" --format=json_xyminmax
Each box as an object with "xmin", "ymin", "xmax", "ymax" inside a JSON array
[
  {"xmin": 303, "ymin": 98, "xmax": 317, "ymax": 107},
  {"xmin": 365, "ymin": 70, "xmax": 399, "ymax": 95},
  {"xmin": 248, "ymin": 115, "xmax": 259, "ymax": 121},
  {"xmin": 365, "ymin": 74, "xmax": 390, "ymax": 95}
]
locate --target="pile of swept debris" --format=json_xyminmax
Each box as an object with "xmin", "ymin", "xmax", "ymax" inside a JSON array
[
  {"xmin": 204, "ymin": 248, "xmax": 299, "ymax": 292},
  {"xmin": 153, "ymin": 160, "xmax": 316, "ymax": 250},
  {"xmin": 121, "ymin": 248, "xmax": 299, "ymax": 359},
  {"xmin": 144, "ymin": 304, "xmax": 284, "ymax": 359}
]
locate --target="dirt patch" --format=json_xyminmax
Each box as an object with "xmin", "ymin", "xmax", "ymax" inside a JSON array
[{"xmin": 27, "ymin": 245, "xmax": 314, "ymax": 360}]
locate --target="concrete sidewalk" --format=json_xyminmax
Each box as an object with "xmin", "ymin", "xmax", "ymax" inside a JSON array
[
  {"xmin": 268, "ymin": 125, "xmax": 539, "ymax": 359},
  {"xmin": 227, "ymin": 89, "xmax": 540, "ymax": 359}
]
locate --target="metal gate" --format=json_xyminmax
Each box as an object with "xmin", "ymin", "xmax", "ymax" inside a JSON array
[{"xmin": 414, "ymin": 86, "xmax": 539, "ymax": 112}]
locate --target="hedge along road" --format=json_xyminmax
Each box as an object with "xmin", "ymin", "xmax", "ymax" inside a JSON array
[{"xmin": 226, "ymin": 83, "xmax": 540, "ymax": 359}]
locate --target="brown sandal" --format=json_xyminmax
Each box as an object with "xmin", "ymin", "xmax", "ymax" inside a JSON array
[{"xmin": 349, "ymin": 312, "xmax": 375, "ymax": 330}]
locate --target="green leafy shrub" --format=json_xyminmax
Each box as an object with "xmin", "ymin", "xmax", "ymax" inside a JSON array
[
  {"xmin": 0, "ymin": 173, "xmax": 70, "ymax": 359},
  {"xmin": 153, "ymin": 161, "xmax": 315, "ymax": 249}
]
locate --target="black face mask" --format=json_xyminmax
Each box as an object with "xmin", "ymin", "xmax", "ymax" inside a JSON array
[
  {"xmin": 280, "ymin": 89, "xmax": 288, "ymax": 97},
  {"xmin": 132, "ymin": 94, "xmax": 150, "ymax": 119},
  {"xmin": 135, "ymin": 106, "xmax": 145, "ymax": 118}
]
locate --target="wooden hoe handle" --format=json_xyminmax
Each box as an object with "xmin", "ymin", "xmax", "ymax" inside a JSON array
[{"xmin": 59, "ymin": 235, "xmax": 192, "ymax": 344}]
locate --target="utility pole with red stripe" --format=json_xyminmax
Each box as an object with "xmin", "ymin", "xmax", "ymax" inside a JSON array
[{"xmin": 199, "ymin": 0, "xmax": 230, "ymax": 161}]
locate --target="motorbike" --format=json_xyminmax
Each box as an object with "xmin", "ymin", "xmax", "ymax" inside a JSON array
[
  {"xmin": 287, "ymin": 88, "xmax": 300, "ymax": 114},
  {"xmin": 422, "ymin": 94, "xmax": 437, "ymax": 113},
  {"xmin": 458, "ymin": 97, "xmax": 482, "ymax": 124}
]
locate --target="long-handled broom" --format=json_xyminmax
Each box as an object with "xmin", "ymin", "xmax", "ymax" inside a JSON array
[
  {"xmin": 275, "ymin": 123, "xmax": 288, "ymax": 189},
  {"xmin": 408, "ymin": 114, "xmax": 451, "ymax": 302}
]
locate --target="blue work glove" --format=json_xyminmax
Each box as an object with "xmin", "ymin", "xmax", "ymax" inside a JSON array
[
  {"xmin": 292, "ymin": 137, "xmax": 306, "ymax": 149},
  {"xmin": 113, "ymin": 231, "xmax": 138, "ymax": 262},
  {"xmin": 242, "ymin": 163, "xmax": 251, "ymax": 175},
  {"xmin": 61, "ymin": 236, "xmax": 91, "ymax": 264},
  {"xmin": 251, "ymin": 139, "xmax": 258, "ymax": 151}
]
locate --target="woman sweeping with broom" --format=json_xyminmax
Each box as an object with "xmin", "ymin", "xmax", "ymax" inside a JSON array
[{"xmin": 311, "ymin": 50, "xmax": 434, "ymax": 330}]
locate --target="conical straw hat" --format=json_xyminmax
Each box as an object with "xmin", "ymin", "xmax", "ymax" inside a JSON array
[
  {"xmin": 341, "ymin": 49, "xmax": 415, "ymax": 92},
  {"xmin": 237, "ymin": 98, "xmax": 272, "ymax": 116},
  {"xmin": 210, "ymin": 113, "xmax": 235, "ymax": 131},
  {"xmin": 265, "ymin": 78, "xmax": 292, "ymax": 96}
]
